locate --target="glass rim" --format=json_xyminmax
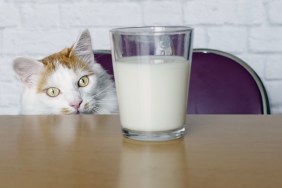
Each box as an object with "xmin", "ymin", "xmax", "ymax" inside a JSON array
[{"xmin": 110, "ymin": 26, "xmax": 193, "ymax": 35}]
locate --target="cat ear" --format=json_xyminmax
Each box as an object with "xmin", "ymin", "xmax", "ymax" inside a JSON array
[
  {"xmin": 13, "ymin": 57, "xmax": 44, "ymax": 88},
  {"xmin": 70, "ymin": 29, "xmax": 95, "ymax": 65}
]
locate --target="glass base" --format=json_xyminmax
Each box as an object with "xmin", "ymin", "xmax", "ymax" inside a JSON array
[{"xmin": 122, "ymin": 127, "xmax": 186, "ymax": 141}]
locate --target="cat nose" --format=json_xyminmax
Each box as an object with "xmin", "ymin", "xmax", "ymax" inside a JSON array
[{"xmin": 70, "ymin": 100, "xmax": 82, "ymax": 109}]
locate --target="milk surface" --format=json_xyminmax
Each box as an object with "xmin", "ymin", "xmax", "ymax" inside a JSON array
[{"xmin": 114, "ymin": 56, "xmax": 190, "ymax": 132}]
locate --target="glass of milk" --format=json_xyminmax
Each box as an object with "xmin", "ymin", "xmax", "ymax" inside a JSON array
[{"xmin": 110, "ymin": 26, "xmax": 193, "ymax": 141}]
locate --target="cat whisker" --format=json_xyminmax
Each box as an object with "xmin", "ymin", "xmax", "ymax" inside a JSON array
[
  {"xmin": 92, "ymin": 105, "xmax": 101, "ymax": 112},
  {"xmin": 92, "ymin": 108, "xmax": 98, "ymax": 113},
  {"xmin": 98, "ymin": 97, "xmax": 117, "ymax": 100},
  {"xmin": 95, "ymin": 101, "xmax": 117, "ymax": 105},
  {"xmin": 95, "ymin": 98, "xmax": 118, "ymax": 102},
  {"xmin": 94, "ymin": 108, "xmax": 104, "ymax": 114},
  {"xmin": 96, "ymin": 108, "xmax": 107, "ymax": 114},
  {"xmin": 93, "ymin": 85, "xmax": 114, "ymax": 98}
]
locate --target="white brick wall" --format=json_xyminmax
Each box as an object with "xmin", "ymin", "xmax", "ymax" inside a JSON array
[
  {"xmin": 21, "ymin": 4, "xmax": 60, "ymax": 28},
  {"xmin": 207, "ymin": 27, "xmax": 248, "ymax": 53},
  {"xmin": 184, "ymin": 0, "xmax": 264, "ymax": 25},
  {"xmin": 0, "ymin": 0, "xmax": 282, "ymax": 114},
  {"xmin": 0, "ymin": 3, "xmax": 19, "ymax": 27},
  {"xmin": 61, "ymin": 2, "xmax": 143, "ymax": 27},
  {"xmin": 143, "ymin": 2, "xmax": 183, "ymax": 25},
  {"xmin": 268, "ymin": 1, "xmax": 282, "ymax": 24}
]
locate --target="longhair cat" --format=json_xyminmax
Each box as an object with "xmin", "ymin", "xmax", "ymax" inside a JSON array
[{"xmin": 13, "ymin": 30, "xmax": 118, "ymax": 115}]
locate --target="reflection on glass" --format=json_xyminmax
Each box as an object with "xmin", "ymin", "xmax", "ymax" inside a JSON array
[{"xmin": 118, "ymin": 139, "xmax": 188, "ymax": 188}]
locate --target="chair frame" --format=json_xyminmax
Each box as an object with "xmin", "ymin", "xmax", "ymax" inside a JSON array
[{"xmin": 94, "ymin": 48, "xmax": 271, "ymax": 114}]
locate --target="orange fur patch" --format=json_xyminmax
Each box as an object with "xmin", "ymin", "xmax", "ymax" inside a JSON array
[{"xmin": 37, "ymin": 47, "xmax": 93, "ymax": 92}]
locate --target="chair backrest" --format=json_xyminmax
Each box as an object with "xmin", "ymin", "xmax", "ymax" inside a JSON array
[
  {"xmin": 189, "ymin": 49, "xmax": 270, "ymax": 114},
  {"xmin": 94, "ymin": 49, "xmax": 270, "ymax": 114},
  {"xmin": 94, "ymin": 50, "xmax": 115, "ymax": 81}
]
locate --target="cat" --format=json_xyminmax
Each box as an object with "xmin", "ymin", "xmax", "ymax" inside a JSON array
[{"xmin": 13, "ymin": 30, "xmax": 118, "ymax": 115}]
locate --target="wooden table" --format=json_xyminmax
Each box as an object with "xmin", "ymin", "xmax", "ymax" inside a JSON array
[{"xmin": 0, "ymin": 115, "xmax": 282, "ymax": 188}]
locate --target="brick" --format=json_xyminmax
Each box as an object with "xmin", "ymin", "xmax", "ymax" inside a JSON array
[
  {"xmin": 89, "ymin": 27, "xmax": 113, "ymax": 50},
  {"xmin": 264, "ymin": 55, "xmax": 282, "ymax": 80},
  {"xmin": 0, "ymin": 3, "xmax": 20, "ymax": 27},
  {"xmin": 268, "ymin": 1, "xmax": 282, "ymax": 24},
  {"xmin": 0, "ymin": 56, "xmax": 22, "ymax": 114},
  {"xmin": 0, "ymin": 29, "xmax": 2, "ymax": 55},
  {"xmin": 3, "ymin": 29, "xmax": 80, "ymax": 55},
  {"xmin": 238, "ymin": 54, "xmax": 265, "ymax": 80},
  {"xmin": 21, "ymin": 4, "xmax": 60, "ymax": 27},
  {"xmin": 184, "ymin": 0, "xmax": 263, "ymax": 25},
  {"xmin": 0, "ymin": 106, "xmax": 20, "ymax": 115},
  {"xmin": 263, "ymin": 81, "xmax": 282, "ymax": 114},
  {"xmin": 5, "ymin": 0, "xmax": 85, "ymax": 3},
  {"xmin": 143, "ymin": 2, "xmax": 182, "ymax": 25},
  {"xmin": 0, "ymin": 56, "xmax": 18, "ymax": 82},
  {"xmin": 207, "ymin": 27, "xmax": 247, "ymax": 53},
  {"xmin": 249, "ymin": 28, "xmax": 282, "ymax": 52},
  {"xmin": 61, "ymin": 2, "xmax": 142, "ymax": 27},
  {"xmin": 193, "ymin": 27, "xmax": 206, "ymax": 48},
  {"xmin": 0, "ymin": 82, "xmax": 22, "ymax": 107},
  {"xmin": 5, "ymin": 0, "xmax": 39, "ymax": 2}
]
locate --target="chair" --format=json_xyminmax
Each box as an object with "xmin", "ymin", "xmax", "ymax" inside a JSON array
[
  {"xmin": 93, "ymin": 50, "xmax": 115, "ymax": 81},
  {"xmin": 189, "ymin": 49, "xmax": 270, "ymax": 114},
  {"xmin": 94, "ymin": 49, "xmax": 270, "ymax": 114}
]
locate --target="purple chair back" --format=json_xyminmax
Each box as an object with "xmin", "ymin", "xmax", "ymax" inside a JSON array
[
  {"xmin": 94, "ymin": 49, "xmax": 270, "ymax": 114},
  {"xmin": 189, "ymin": 49, "xmax": 270, "ymax": 114},
  {"xmin": 94, "ymin": 50, "xmax": 115, "ymax": 81}
]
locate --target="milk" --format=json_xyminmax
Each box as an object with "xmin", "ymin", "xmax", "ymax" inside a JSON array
[{"xmin": 114, "ymin": 56, "xmax": 190, "ymax": 132}]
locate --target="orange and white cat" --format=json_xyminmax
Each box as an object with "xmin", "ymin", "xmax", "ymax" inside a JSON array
[{"xmin": 13, "ymin": 30, "xmax": 118, "ymax": 115}]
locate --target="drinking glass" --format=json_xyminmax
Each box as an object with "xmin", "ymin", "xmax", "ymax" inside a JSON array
[{"xmin": 110, "ymin": 26, "xmax": 193, "ymax": 141}]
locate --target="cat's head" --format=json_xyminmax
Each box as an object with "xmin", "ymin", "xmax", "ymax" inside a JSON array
[{"xmin": 13, "ymin": 30, "xmax": 115, "ymax": 115}]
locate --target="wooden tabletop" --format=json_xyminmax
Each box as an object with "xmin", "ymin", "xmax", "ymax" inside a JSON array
[{"xmin": 0, "ymin": 115, "xmax": 282, "ymax": 188}]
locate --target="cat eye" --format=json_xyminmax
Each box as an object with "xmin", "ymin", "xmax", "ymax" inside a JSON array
[
  {"xmin": 78, "ymin": 76, "xmax": 89, "ymax": 87},
  {"xmin": 46, "ymin": 87, "xmax": 60, "ymax": 97}
]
